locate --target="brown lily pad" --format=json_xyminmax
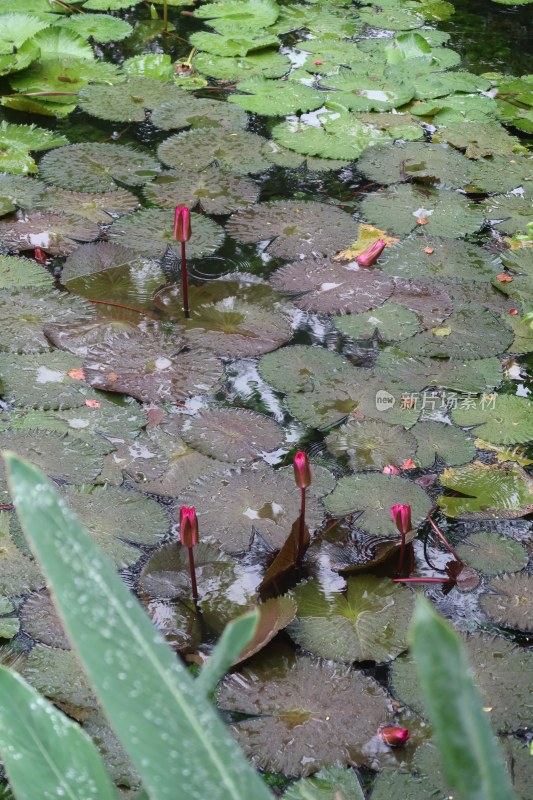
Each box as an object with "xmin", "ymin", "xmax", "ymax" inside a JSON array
[
  {"xmin": 480, "ymin": 573, "xmax": 533, "ymax": 632},
  {"xmin": 0, "ymin": 211, "xmax": 100, "ymax": 256}
]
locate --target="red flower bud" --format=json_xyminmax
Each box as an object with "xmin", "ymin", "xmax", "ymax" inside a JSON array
[
  {"xmin": 34, "ymin": 247, "xmax": 48, "ymax": 264},
  {"xmin": 509, "ymin": 308, "xmax": 519, "ymax": 316},
  {"xmin": 174, "ymin": 206, "xmax": 192, "ymax": 242},
  {"xmin": 180, "ymin": 505, "xmax": 198, "ymax": 547},
  {"xmin": 390, "ymin": 504, "xmax": 411, "ymax": 536},
  {"xmin": 356, "ymin": 239, "xmax": 386, "ymax": 267},
  {"xmin": 380, "ymin": 726, "xmax": 409, "ymax": 746},
  {"xmin": 382, "ymin": 464, "xmax": 399, "ymax": 474},
  {"xmin": 293, "ymin": 451, "xmax": 312, "ymax": 489}
]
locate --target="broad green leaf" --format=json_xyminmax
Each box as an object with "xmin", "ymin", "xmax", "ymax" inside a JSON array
[
  {"xmin": 409, "ymin": 597, "xmax": 516, "ymax": 800},
  {"xmin": 4, "ymin": 454, "xmax": 272, "ymax": 800},
  {"xmin": 0, "ymin": 666, "xmax": 117, "ymax": 800},
  {"xmin": 197, "ymin": 610, "xmax": 259, "ymax": 697},
  {"xmin": 282, "ymin": 766, "xmax": 365, "ymax": 799}
]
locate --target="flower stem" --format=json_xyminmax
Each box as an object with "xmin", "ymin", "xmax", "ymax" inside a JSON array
[
  {"xmin": 188, "ymin": 546, "xmax": 198, "ymax": 602},
  {"xmin": 392, "ymin": 577, "xmax": 449, "ymax": 584},
  {"xmin": 181, "ymin": 241, "xmax": 189, "ymax": 318},
  {"xmin": 427, "ymin": 514, "xmax": 461, "ymax": 561},
  {"xmin": 397, "ymin": 529, "xmax": 406, "ymax": 575},
  {"xmin": 297, "ymin": 487, "xmax": 306, "ymax": 562}
]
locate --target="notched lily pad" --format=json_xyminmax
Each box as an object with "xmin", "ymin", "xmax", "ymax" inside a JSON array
[
  {"xmin": 179, "ymin": 408, "xmax": 283, "ymax": 463},
  {"xmin": 433, "ymin": 122, "xmax": 522, "ymax": 159},
  {"xmin": 193, "ymin": 50, "xmax": 290, "ymax": 81},
  {"xmin": 151, "ymin": 97, "xmax": 248, "ymax": 132},
  {"xmin": 78, "ymin": 78, "xmax": 185, "ymax": 122},
  {"xmin": 456, "ymin": 532, "xmax": 528, "ymax": 576},
  {"xmin": 0, "ymin": 173, "xmax": 45, "ymax": 215},
  {"xmin": 20, "ymin": 591, "xmax": 69, "ymax": 649},
  {"xmin": 438, "ymin": 462, "xmax": 533, "ymax": 520},
  {"xmin": 0, "ymin": 254, "xmax": 51, "ymax": 288},
  {"xmin": 63, "ymin": 12, "xmax": 133, "ymax": 43},
  {"xmin": 158, "ymin": 129, "xmax": 272, "ymax": 176},
  {"xmin": 357, "ymin": 142, "xmax": 480, "ymax": 188},
  {"xmin": 411, "ymin": 421, "xmax": 476, "ymax": 468},
  {"xmin": 0, "ymin": 512, "xmax": 44, "ymax": 596},
  {"xmin": 143, "ymin": 167, "xmax": 259, "ymax": 215},
  {"xmin": 325, "ymin": 419, "xmax": 417, "ymax": 471},
  {"xmin": 35, "ymin": 188, "xmax": 140, "ymax": 224},
  {"xmin": 480, "ymin": 573, "xmax": 532, "ymax": 632},
  {"xmin": 229, "ymin": 76, "xmax": 323, "ymax": 116},
  {"xmin": 380, "ymin": 237, "xmax": 499, "ymax": 284},
  {"xmin": 451, "ymin": 394, "xmax": 533, "ymax": 445},
  {"xmin": 0, "ymin": 429, "xmax": 103, "ymax": 484},
  {"xmin": 333, "ymin": 303, "xmax": 420, "ymax": 342},
  {"xmin": 0, "ymin": 350, "xmax": 98, "ymax": 409},
  {"xmin": 282, "ymin": 766, "xmax": 365, "ymax": 800},
  {"xmin": 0, "ymin": 211, "xmax": 100, "ymax": 256}
]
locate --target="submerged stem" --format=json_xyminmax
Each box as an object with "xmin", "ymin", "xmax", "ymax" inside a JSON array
[
  {"xmin": 181, "ymin": 241, "xmax": 189, "ymax": 318},
  {"xmin": 297, "ymin": 487, "xmax": 306, "ymax": 562},
  {"xmin": 188, "ymin": 546, "xmax": 198, "ymax": 602},
  {"xmin": 427, "ymin": 514, "xmax": 461, "ymax": 561}
]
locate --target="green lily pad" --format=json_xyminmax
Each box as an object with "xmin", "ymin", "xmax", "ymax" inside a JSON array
[
  {"xmin": 179, "ymin": 408, "xmax": 283, "ymax": 462},
  {"xmin": 324, "ymin": 473, "xmax": 431, "ymax": 536},
  {"xmin": 379, "ymin": 237, "xmax": 499, "ymax": 284},
  {"xmin": 189, "ymin": 31, "xmax": 279, "ymax": 58},
  {"xmin": 289, "ymin": 576, "xmax": 415, "ymax": 663},
  {"xmin": 482, "ymin": 195, "xmax": 533, "ymax": 236},
  {"xmin": 391, "ymin": 632, "xmax": 532, "ymax": 732},
  {"xmin": 60, "ymin": 241, "xmax": 137, "ymax": 282},
  {"xmin": 82, "ymin": 712, "xmax": 139, "ymax": 790},
  {"xmin": 218, "ymin": 654, "xmax": 392, "ymax": 777},
  {"xmin": 0, "ymin": 254, "xmax": 51, "ymax": 288},
  {"xmin": 325, "ymin": 419, "xmax": 417, "ymax": 471},
  {"xmin": 62, "ymin": 484, "xmax": 169, "ymax": 567},
  {"xmin": 193, "ymin": 50, "xmax": 290, "ymax": 80},
  {"xmin": 39, "ymin": 143, "xmax": 160, "ymax": 192},
  {"xmin": 21, "ymin": 645, "xmax": 97, "ymax": 717},
  {"xmin": 480, "ymin": 573, "xmax": 532, "ymax": 632},
  {"xmin": 359, "ymin": 185, "xmax": 485, "ymax": 237},
  {"xmin": 369, "ymin": 770, "xmax": 446, "ymax": 800},
  {"xmin": 0, "ymin": 512, "xmax": 44, "ymax": 596},
  {"xmin": 437, "ymin": 461, "xmax": 533, "ymax": 520},
  {"xmin": 35, "ymin": 187, "xmax": 140, "ymax": 224},
  {"xmin": 20, "ymin": 591, "xmax": 69, "ymax": 649},
  {"xmin": 0, "ymin": 14, "xmax": 49, "ymax": 75},
  {"xmin": 283, "ymin": 767, "xmax": 364, "ymax": 800},
  {"xmin": 195, "ymin": 0, "xmax": 280, "ymax": 27},
  {"xmin": 158, "ymin": 128, "xmax": 272, "ymax": 175},
  {"xmin": 413, "ymin": 93, "xmax": 498, "ymax": 123},
  {"xmin": 1, "ymin": 93, "xmax": 76, "ymax": 119},
  {"xmin": 259, "ymin": 345, "xmax": 355, "ymax": 393},
  {"xmin": 271, "ymin": 258, "xmax": 394, "ymax": 314},
  {"xmin": 356, "ymin": 142, "xmax": 475, "ymax": 188},
  {"xmin": 178, "ymin": 462, "xmax": 333, "ymax": 553},
  {"xmin": 84, "ymin": 0, "xmax": 142, "ymax": 8},
  {"xmin": 358, "ymin": 6, "xmax": 425, "ymax": 30},
  {"xmin": 502, "ymin": 247, "xmax": 533, "ymax": 275},
  {"xmin": 143, "ymin": 597, "xmax": 201, "ymax": 654},
  {"xmin": 297, "ymin": 39, "xmax": 367, "ymax": 74},
  {"xmin": 414, "ymin": 69, "xmax": 491, "ymax": 99},
  {"xmin": 269, "ymin": 2, "xmax": 359, "ymax": 37},
  {"xmin": 0, "ymin": 429, "xmax": 103, "ymax": 483},
  {"xmin": 108, "ymin": 208, "xmax": 224, "ymax": 259},
  {"xmin": 0, "ymin": 173, "xmax": 45, "ymax": 215},
  {"xmin": 229, "ymin": 77, "xmax": 323, "ymax": 116},
  {"xmin": 0, "ymin": 350, "xmax": 98, "ymax": 409},
  {"xmin": 388, "ymin": 278, "xmax": 453, "ymax": 329},
  {"xmin": 0, "ymin": 210, "xmax": 99, "ymax": 256},
  {"xmin": 507, "ymin": 315, "xmax": 533, "ymax": 354},
  {"xmin": 433, "ymin": 121, "xmax": 522, "ymax": 159},
  {"xmin": 320, "ymin": 72, "xmax": 414, "ymax": 112},
  {"xmin": 121, "ymin": 52, "xmax": 173, "ymax": 80},
  {"xmin": 0, "ymin": 121, "xmax": 68, "ymax": 175},
  {"xmin": 10, "ymin": 56, "xmax": 121, "ymax": 100},
  {"xmin": 228, "ymin": 201, "xmax": 357, "ymax": 259},
  {"xmin": 151, "ymin": 97, "xmax": 248, "ymax": 132},
  {"xmin": 411, "ymin": 421, "xmax": 476, "ymax": 468},
  {"xmin": 455, "ymin": 532, "xmax": 528, "ymax": 576},
  {"xmin": 32, "ymin": 25, "xmax": 94, "ymax": 59},
  {"xmin": 333, "ymin": 303, "xmax": 420, "ymax": 342},
  {"xmin": 451, "ymin": 394, "xmax": 533, "ymax": 445},
  {"xmin": 143, "ymin": 167, "xmax": 258, "ymax": 215},
  {"xmin": 62, "ymin": 13, "xmax": 132, "ymax": 43},
  {"xmin": 78, "ymin": 78, "xmax": 185, "ymax": 122},
  {"xmin": 400, "ymin": 303, "xmax": 514, "ymax": 360}
]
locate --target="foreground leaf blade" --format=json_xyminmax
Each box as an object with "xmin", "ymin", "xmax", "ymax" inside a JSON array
[
  {"xmin": 197, "ymin": 610, "xmax": 259, "ymax": 697},
  {"xmin": 0, "ymin": 666, "xmax": 117, "ymax": 800},
  {"xmin": 5, "ymin": 453, "xmax": 272, "ymax": 800},
  {"xmin": 409, "ymin": 597, "xmax": 516, "ymax": 800}
]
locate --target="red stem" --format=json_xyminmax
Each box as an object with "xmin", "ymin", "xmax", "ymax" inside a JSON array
[
  {"xmin": 181, "ymin": 241, "xmax": 189, "ymax": 318},
  {"xmin": 83, "ymin": 297, "xmax": 158, "ymax": 319},
  {"xmin": 397, "ymin": 530, "xmax": 406, "ymax": 575},
  {"xmin": 393, "ymin": 577, "xmax": 449, "ymax": 583},
  {"xmin": 427, "ymin": 515, "xmax": 461, "ymax": 561},
  {"xmin": 0, "ymin": 504, "xmax": 13, "ymax": 510},
  {"xmin": 297, "ymin": 487, "xmax": 306, "ymax": 562},
  {"xmin": 188, "ymin": 546, "xmax": 198, "ymax": 602}
]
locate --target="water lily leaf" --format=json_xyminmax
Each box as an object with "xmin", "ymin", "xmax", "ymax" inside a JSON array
[
  {"xmin": 0, "ymin": 211, "xmax": 99, "ymax": 256},
  {"xmin": 310, "ymin": 531, "xmax": 416, "ymax": 577},
  {"xmin": 45, "ymin": 318, "xmax": 143, "ymax": 359},
  {"xmin": 0, "ymin": 600, "xmax": 19, "ymax": 639},
  {"xmin": 229, "ymin": 77, "xmax": 323, "ymax": 116},
  {"xmin": 0, "ymin": 429, "xmax": 103, "ymax": 483},
  {"xmin": 321, "ymin": 73, "xmax": 414, "ymax": 113},
  {"xmin": 391, "ymin": 631, "xmax": 533, "ymax": 732},
  {"xmin": 62, "ymin": 13, "xmax": 132, "ymax": 43},
  {"xmin": 142, "ymin": 597, "xmax": 201, "ymax": 654},
  {"xmin": 379, "ymin": 237, "xmax": 499, "ymax": 284},
  {"xmin": 358, "ymin": 6, "xmax": 425, "ymax": 30},
  {"xmin": 0, "ymin": 13, "xmax": 49, "ymax": 58},
  {"xmin": 297, "ymin": 38, "xmax": 367, "ymax": 74},
  {"xmin": 151, "ymin": 97, "xmax": 248, "ymax": 132},
  {"xmin": 413, "ymin": 93, "xmax": 498, "ymax": 123},
  {"xmin": 178, "ymin": 463, "xmax": 332, "ymax": 553},
  {"xmin": 333, "ymin": 303, "xmax": 421, "ymax": 342},
  {"xmin": 158, "ymin": 129, "xmax": 272, "ymax": 175},
  {"xmin": 270, "ymin": 259, "xmax": 394, "ymax": 314},
  {"xmin": 193, "ymin": 50, "xmax": 290, "ymax": 80},
  {"xmin": 451, "ymin": 394, "xmax": 533, "ymax": 445},
  {"xmin": 121, "ymin": 52, "xmax": 173, "ymax": 80},
  {"xmin": 456, "ymin": 532, "xmax": 528, "ymax": 576},
  {"xmin": 10, "ymin": 56, "xmax": 121, "ymax": 100},
  {"xmin": 36, "ymin": 187, "xmax": 140, "ymax": 224},
  {"xmin": 506, "ymin": 315, "xmax": 533, "ymax": 354},
  {"xmin": 144, "ymin": 167, "xmax": 258, "ymax": 215},
  {"xmin": 78, "ymin": 78, "xmax": 185, "ymax": 122},
  {"xmin": 271, "ymin": 113, "xmax": 392, "ymax": 161},
  {"xmin": 437, "ymin": 461, "xmax": 533, "ymax": 520},
  {"xmin": 464, "ymin": 154, "xmax": 533, "ymax": 194},
  {"xmin": 283, "ymin": 767, "xmax": 364, "ymax": 800},
  {"xmin": 411, "ymin": 421, "xmax": 476, "ymax": 468},
  {"xmin": 0, "ymin": 512, "xmax": 44, "ymax": 595},
  {"xmin": 39, "ymin": 143, "xmax": 160, "ymax": 193},
  {"xmin": 0, "ymin": 253, "xmax": 50, "ymax": 289},
  {"xmin": 234, "ymin": 596, "xmax": 297, "ymax": 665},
  {"xmin": 356, "ymin": 142, "xmax": 475, "ymax": 188},
  {"xmin": 60, "ymin": 241, "xmax": 137, "ymax": 283},
  {"xmin": 481, "ymin": 194, "xmax": 533, "ymax": 236},
  {"xmin": 1, "ymin": 94, "xmax": 76, "ymax": 119},
  {"xmin": 502, "ymin": 247, "xmax": 533, "ymax": 275},
  {"xmin": 414, "ymin": 69, "xmax": 490, "ymax": 100},
  {"xmin": 179, "ymin": 408, "xmax": 283, "ymax": 463},
  {"xmin": 0, "ymin": 122, "xmax": 68, "ymax": 174},
  {"xmin": 433, "ymin": 121, "xmax": 522, "ymax": 159},
  {"xmin": 218, "ymin": 654, "xmax": 392, "ymax": 776},
  {"xmin": 324, "ymin": 473, "xmax": 431, "ymax": 536},
  {"xmin": 476, "ymin": 439, "xmax": 533, "ymax": 467},
  {"xmin": 259, "ymin": 345, "xmax": 354, "ymax": 393},
  {"xmin": 20, "ymin": 591, "xmax": 69, "ymax": 649},
  {"xmin": 480, "ymin": 573, "xmax": 532, "ymax": 632},
  {"xmin": 108, "ymin": 208, "xmax": 224, "ymax": 261},
  {"xmin": 84, "ymin": 0, "xmax": 142, "ymax": 8},
  {"xmin": 0, "ymin": 350, "xmax": 99, "ymax": 409},
  {"xmin": 195, "ymin": 0, "xmax": 280, "ymax": 27},
  {"xmin": 359, "ymin": 185, "xmax": 485, "ymax": 237},
  {"xmin": 369, "ymin": 770, "xmax": 445, "ymax": 799},
  {"xmin": 82, "ymin": 330, "xmax": 223, "ymax": 403},
  {"xmin": 0, "ymin": 173, "xmax": 45, "ymax": 214},
  {"xmin": 389, "ymin": 278, "xmax": 452, "ymax": 329},
  {"xmin": 20, "ymin": 645, "xmax": 97, "ymax": 717},
  {"xmin": 189, "ymin": 31, "xmax": 279, "ymax": 58},
  {"xmin": 62, "ymin": 484, "xmax": 169, "ymax": 567},
  {"xmin": 400, "ymin": 303, "xmax": 513, "ymax": 359},
  {"xmin": 259, "ymin": 516, "xmax": 310, "ymax": 593},
  {"xmin": 269, "ymin": 2, "xmax": 359, "ymax": 37},
  {"xmin": 286, "ymin": 379, "xmax": 368, "ymax": 430},
  {"xmin": 228, "ymin": 201, "xmax": 357, "ymax": 259},
  {"xmin": 497, "ymin": 90, "xmax": 533, "ymax": 133},
  {"xmin": 325, "ymin": 419, "xmax": 417, "ymax": 471},
  {"xmin": 82, "ymin": 712, "xmax": 139, "ymax": 790},
  {"xmin": 32, "ymin": 25, "xmax": 95, "ymax": 59}
]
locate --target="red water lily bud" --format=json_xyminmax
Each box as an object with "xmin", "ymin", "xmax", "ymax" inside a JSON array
[
  {"xmin": 356, "ymin": 239, "xmax": 386, "ymax": 267},
  {"xmin": 293, "ymin": 451, "xmax": 312, "ymax": 489},
  {"xmin": 174, "ymin": 205, "xmax": 192, "ymax": 242},
  {"xmin": 390, "ymin": 504, "xmax": 411, "ymax": 535},
  {"xmin": 180, "ymin": 506, "xmax": 198, "ymax": 547},
  {"xmin": 34, "ymin": 247, "xmax": 48, "ymax": 264},
  {"xmin": 509, "ymin": 308, "xmax": 519, "ymax": 315},
  {"xmin": 382, "ymin": 464, "xmax": 399, "ymax": 474},
  {"xmin": 380, "ymin": 726, "xmax": 409, "ymax": 746}
]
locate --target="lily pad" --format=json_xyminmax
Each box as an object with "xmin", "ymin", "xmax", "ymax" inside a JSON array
[
  {"xmin": 122, "ymin": 52, "xmax": 173, "ymax": 80},
  {"xmin": 466, "ymin": 154, "xmax": 533, "ymax": 194},
  {"xmin": 143, "ymin": 597, "xmax": 201, "ymax": 654},
  {"xmin": 62, "ymin": 485, "xmax": 169, "ymax": 567},
  {"xmin": 195, "ymin": 0, "xmax": 280, "ymax": 27},
  {"xmin": 324, "ymin": 473, "xmax": 431, "ymax": 536},
  {"xmin": 9, "ymin": 56, "xmax": 122, "ymax": 101},
  {"xmin": 455, "ymin": 532, "xmax": 528, "ymax": 576},
  {"xmin": 325, "ymin": 419, "xmax": 417, "ymax": 471},
  {"xmin": 400, "ymin": 304, "xmax": 513, "ymax": 360},
  {"xmin": 31, "ymin": 26, "xmax": 94, "ymax": 59},
  {"xmin": 358, "ymin": 6, "xmax": 426, "ymax": 30},
  {"xmin": 189, "ymin": 31, "xmax": 279, "ymax": 58},
  {"xmin": 411, "ymin": 421, "xmax": 476, "ymax": 468},
  {"xmin": 193, "ymin": 50, "xmax": 290, "ymax": 80},
  {"xmin": 258, "ymin": 345, "xmax": 355, "ymax": 394},
  {"xmin": 480, "ymin": 573, "xmax": 532, "ymax": 632},
  {"xmin": 39, "ymin": 143, "xmax": 160, "ymax": 193},
  {"xmin": 143, "ymin": 167, "xmax": 259, "ymax": 215},
  {"xmin": 21, "ymin": 645, "xmax": 97, "ymax": 716},
  {"xmin": 270, "ymin": 3, "xmax": 360, "ymax": 37},
  {"xmin": 20, "ymin": 591, "xmax": 69, "ymax": 649},
  {"xmin": 179, "ymin": 408, "xmax": 283, "ymax": 463},
  {"xmin": 359, "ymin": 185, "xmax": 485, "ymax": 237},
  {"xmin": 437, "ymin": 462, "xmax": 533, "ymax": 520},
  {"xmin": 433, "ymin": 121, "xmax": 522, "ymax": 159},
  {"xmin": 0, "ymin": 512, "xmax": 44, "ymax": 596},
  {"xmin": 60, "ymin": 241, "xmax": 137, "ymax": 283},
  {"xmin": 178, "ymin": 462, "xmax": 332, "ymax": 553},
  {"xmin": 82, "ymin": 712, "xmax": 139, "ymax": 790},
  {"xmin": 0, "ymin": 429, "xmax": 103, "ymax": 484},
  {"xmin": 108, "ymin": 208, "xmax": 224, "ymax": 260},
  {"xmin": 481, "ymin": 194, "xmax": 533, "ymax": 236},
  {"xmin": 0, "ymin": 350, "xmax": 98, "ymax": 409},
  {"xmin": 270, "ymin": 259, "xmax": 394, "ymax": 314},
  {"xmin": 78, "ymin": 78, "xmax": 185, "ymax": 122},
  {"xmin": 379, "ymin": 237, "xmax": 499, "ymax": 284},
  {"xmin": 0, "ymin": 254, "xmax": 51, "ymax": 289},
  {"xmin": 158, "ymin": 129, "xmax": 272, "ymax": 175},
  {"xmin": 389, "ymin": 278, "xmax": 452, "ymax": 329},
  {"xmin": 82, "ymin": 330, "xmax": 223, "ymax": 404},
  {"xmin": 218, "ymin": 654, "xmax": 392, "ymax": 777},
  {"xmin": 0, "ymin": 121, "xmax": 68, "ymax": 175},
  {"xmin": 0, "ymin": 211, "xmax": 99, "ymax": 256},
  {"xmin": 0, "ymin": 14, "xmax": 48, "ymax": 77},
  {"xmin": 0, "ymin": 598, "xmax": 19, "ymax": 640},
  {"xmin": 62, "ymin": 13, "xmax": 133, "ymax": 43},
  {"xmin": 451, "ymin": 394, "xmax": 533, "ymax": 445},
  {"xmin": 229, "ymin": 77, "xmax": 323, "ymax": 116},
  {"xmin": 151, "ymin": 97, "xmax": 248, "ymax": 132},
  {"xmin": 321, "ymin": 72, "xmax": 414, "ymax": 113},
  {"xmin": 0, "ymin": 173, "xmax": 45, "ymax": 215},
  {"xmin": 356, "ymin": 142, "xmax": 475, "ymax": 188},
  {"xmin": 283, "ymin": 767, "xmax": 364, "ymax": 800},
  {"xmin": 288, "ymin": 576, "xmax": 415, "ymax": 663},
  {"xmin": 35, "ymin": 188, "xmax": 140, "ymax": 224},
  {"xmin": 228, "ymin": 201, "xmax": 357, "ymax": 260},
  {"xmin": 333, "ymin": 303, "xmax": 421, "ymax": 342}
]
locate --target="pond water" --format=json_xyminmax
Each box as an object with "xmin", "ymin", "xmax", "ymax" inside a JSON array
[{"xmin": 0, "ymin": 0, "xmax": 532, "ymax": 797}]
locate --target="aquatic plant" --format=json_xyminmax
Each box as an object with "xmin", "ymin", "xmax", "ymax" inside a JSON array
[
  {"xmin": 293, "ymin": 451, "xmax": 311, "ymax": 562},
  {"xmin": 174, "ymin": 205, "xmax": 192, "ymax": 317},
  {"xmin": 180, "ymin": 505, "xmax": 199, "ymax": 602},
  {"xmin": 356, "ymin": 239, "xmax": 387, "ymax": 267},
  {"xmin": 390, "ymin": 503, "xmax": 411, "ymax": 575}
]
